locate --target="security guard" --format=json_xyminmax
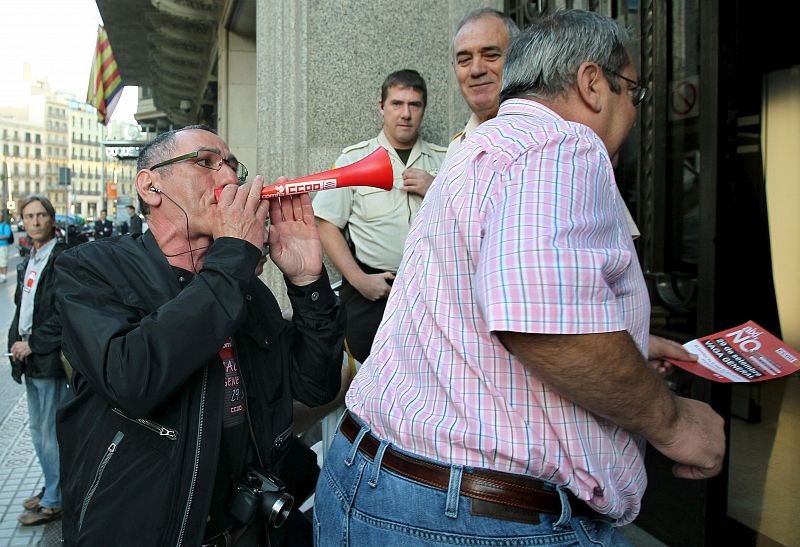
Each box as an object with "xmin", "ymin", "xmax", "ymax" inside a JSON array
[{"xmin": 314, "ymin": 69, "xmax": 447, "ymax": 363}]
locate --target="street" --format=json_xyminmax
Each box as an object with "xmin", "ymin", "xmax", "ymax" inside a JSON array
[{"xmin": 0, "ymin": 241, "xmax": 60, "ymax": 546}]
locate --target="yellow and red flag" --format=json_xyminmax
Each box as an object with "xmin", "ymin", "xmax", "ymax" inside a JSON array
[{"xmin": 87, "ymin": 25, "xmax": 123, "ymax": 125}]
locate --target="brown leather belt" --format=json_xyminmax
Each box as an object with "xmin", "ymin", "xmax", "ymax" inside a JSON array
[{"xmin": 340, "ymin": 411, "xmax": 602, "ymax": 522}]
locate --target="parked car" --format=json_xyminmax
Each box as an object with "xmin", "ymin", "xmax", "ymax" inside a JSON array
[
  {"xmin": 81, "ymin": 223, "xmax": 95, "ymax": 241},
  {"xmin": 61, "ymin": 224, "xmax": 90, "ymax": 246}
]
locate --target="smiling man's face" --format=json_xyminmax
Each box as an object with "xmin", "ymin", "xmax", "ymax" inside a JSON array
[{"xmin": 453, "ymin": 14, "xmax": 511, "ymax": 123}]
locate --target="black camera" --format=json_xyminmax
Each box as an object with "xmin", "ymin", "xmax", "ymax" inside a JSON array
[{"xmin": 229, "ymin": 467, "xmax": 294, "ymax": 528}]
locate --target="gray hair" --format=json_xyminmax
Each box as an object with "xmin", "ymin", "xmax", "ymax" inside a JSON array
[
  {"xmin": 500, "ymin": 9, "xmax": 633, "ymax": 103},
  {"xmin": 451, "ymin": 8, "xmax": 520, "ymax": 60},
  {"xmin": 136, "ymin": 124, "xmax": 217, "ymax": 173},
  {"xmin": 135, "ymin": 124, "xmax": 217, "ymax": 214}
]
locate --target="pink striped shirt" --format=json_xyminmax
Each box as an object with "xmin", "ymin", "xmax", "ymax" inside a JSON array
[{"xmin": 346, "ymin": 99, "xmax": 651, "ymax": 525}]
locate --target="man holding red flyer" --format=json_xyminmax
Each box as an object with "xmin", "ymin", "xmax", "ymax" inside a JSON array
[{"xmin": 315, "ymin": 11, "xmax": 725, "ymax": 546}]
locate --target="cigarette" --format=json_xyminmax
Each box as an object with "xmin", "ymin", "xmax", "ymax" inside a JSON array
[{"xmin": 3, "ymin": 352, "xmax": 12, "ymax": 357}]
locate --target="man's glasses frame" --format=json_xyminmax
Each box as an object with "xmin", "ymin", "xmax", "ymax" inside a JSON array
[
  {"xmin": 149, "ymin": 149, "xmax": 248, "ymax": 183},
  {"xmin": 602, "ymin": 67, "xmax": 649, "ymax": 106}
]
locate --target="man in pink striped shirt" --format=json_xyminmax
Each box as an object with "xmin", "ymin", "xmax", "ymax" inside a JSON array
[{"xmin": 315, "ymin": 10, "xmax": 725, "ymax": 546}]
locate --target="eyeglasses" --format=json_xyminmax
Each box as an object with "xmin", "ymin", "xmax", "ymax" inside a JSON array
[
  {"xmin": 602, "ymin": 67, "xmax": 649, "ymax": 106},
  {"xmin": 149, "ymin": 149, "xmax": 248, "ymax": 183}
]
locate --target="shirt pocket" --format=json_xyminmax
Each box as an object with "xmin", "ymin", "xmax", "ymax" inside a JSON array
[{"xmin": 355, "ymin": 186, "xmax": 396, "ymax": 221}]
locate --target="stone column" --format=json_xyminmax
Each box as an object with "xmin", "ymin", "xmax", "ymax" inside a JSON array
[{"xmin": 217, "ymin": 28, "xmax": 257, "ymax": 180}]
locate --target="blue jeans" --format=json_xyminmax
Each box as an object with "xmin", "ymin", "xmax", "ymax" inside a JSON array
[
  {"xmin": 25, "ymin": 376, "xmax": 69, "ymax": 509},
  {"xmin": 314, "ymin": 426, "xmax": 633, "ymax": 547}
]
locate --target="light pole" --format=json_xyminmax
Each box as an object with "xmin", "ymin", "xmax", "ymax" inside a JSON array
[
  {"xmin": 101, "ymin": 140, "xmax": 106, "ymax": 215},
  {"xmin": 1, "ymin": 159, "xmax": 10, "ymax": 221},
  {"xmin": 59, "ymin": 166, "xmax": 72, "ymax": 245}
]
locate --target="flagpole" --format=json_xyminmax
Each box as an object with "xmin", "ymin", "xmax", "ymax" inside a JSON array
[
  {"xmin": 101, "ymin": 140, "xmax": 106, "ymax": 216},
  {"xmin": 65, "ymin": 182, "xmax": 70, "ymax": 246}
]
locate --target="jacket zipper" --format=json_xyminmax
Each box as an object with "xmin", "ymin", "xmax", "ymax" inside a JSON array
[
  {"xmin": 111, "ymin": 407, "xmax": 179, "ymax": 440},
  {"xmin": 78, "ymin": 431, "xmax": 124, "ymax": 532},
  {"xmin": 274, "ymin": 423, "xmax": 293, "ymax": 450},
  {"xmin": 176, "ymin": 364, "xmax": 208, "ymax": 547}
]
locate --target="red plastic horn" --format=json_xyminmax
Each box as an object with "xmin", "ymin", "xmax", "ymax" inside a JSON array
[{"xmin": 214, "ymin": 146, "xmax": 393, "ymax": 201}]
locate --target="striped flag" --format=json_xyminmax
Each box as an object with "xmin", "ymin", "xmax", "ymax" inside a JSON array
[{"xmin": 87, "ymin": 25, "xmax": 123, "ymax": 125}]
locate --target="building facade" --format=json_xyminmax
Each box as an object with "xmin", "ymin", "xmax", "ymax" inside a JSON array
[
  {"xmin": 0, "ymin": 119, "xmax": 47, "ymax": 216},
  {"xmin": 0, "ymin": 74, "xmax": 142, "ymax": 222},
  {"xmin": 44, "ymin": 98, "xmax": 69, "ymax": 212}
]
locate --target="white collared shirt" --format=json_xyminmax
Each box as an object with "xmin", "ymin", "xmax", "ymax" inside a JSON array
[{"xmin": 18, "ymin": 237, "xmax": 57, "ymax": 336}]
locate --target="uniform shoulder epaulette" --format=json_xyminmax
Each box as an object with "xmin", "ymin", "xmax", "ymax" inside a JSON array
[
  {"xmin": 449, "ymin": 130, "xmax": 465, "ymax": 143},
  {"xmin": 341, "ymin": 140, "xmax": 371, "ymax": 154},
  {"xmin": 427, "ymin": 142, "xmax": 449, "ymax": 153}
]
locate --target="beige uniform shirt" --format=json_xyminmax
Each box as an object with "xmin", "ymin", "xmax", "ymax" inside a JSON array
[
  {"xmin": 313, "ymin": 130, "xmax": 447, "ymax": 271},
  {"xmin": 444, "ymin": 113, "xmax": 481, "ymax": 164},
  {"xmin": 444, "ymin": 113, "xmax": 641, "ymax": 238}
]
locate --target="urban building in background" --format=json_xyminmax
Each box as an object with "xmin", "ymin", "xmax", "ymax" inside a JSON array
[{"xmin": 0, "ymin": 66, "xmax": 143, "ymax": 224}]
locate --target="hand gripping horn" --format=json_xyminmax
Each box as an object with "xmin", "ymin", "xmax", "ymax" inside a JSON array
[{"xmin": 214, "ymin": 146, "xmax": 393, "ymax": 201}]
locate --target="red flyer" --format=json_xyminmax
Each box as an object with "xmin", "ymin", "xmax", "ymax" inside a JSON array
[{"xmin": 667, "ymin": 321, "xmax": 800, "ymax": 383}]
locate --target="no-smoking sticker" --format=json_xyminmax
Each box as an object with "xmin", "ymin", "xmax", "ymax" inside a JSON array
[{"xmin": 669, "ymin": 75, "xmax": 700, "ymax": 120}]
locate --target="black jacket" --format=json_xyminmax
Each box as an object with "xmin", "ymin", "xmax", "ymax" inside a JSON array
[
  {"xmin": 7, "ymin": 240, "xmax": 67, "ymax": 383},
  {"xmin": 55, "ymin": 232, "xmax": 344, "ymax": 546},
  {"xmin": 129, "ymin": 214, "xmax": 143, "ymax": 236},
  {"xmin": 94, "ymin": 218, "xmax": 113, "ymax": 238}
]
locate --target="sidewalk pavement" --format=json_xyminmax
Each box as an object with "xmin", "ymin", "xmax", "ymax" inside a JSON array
[
  {"xmin": 0, "ymin": 391, "xmax": 61, "ymax": 546},
  {"xmin": 0, "ymin": 243, "xmax": 60, "ymax": 546}
]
